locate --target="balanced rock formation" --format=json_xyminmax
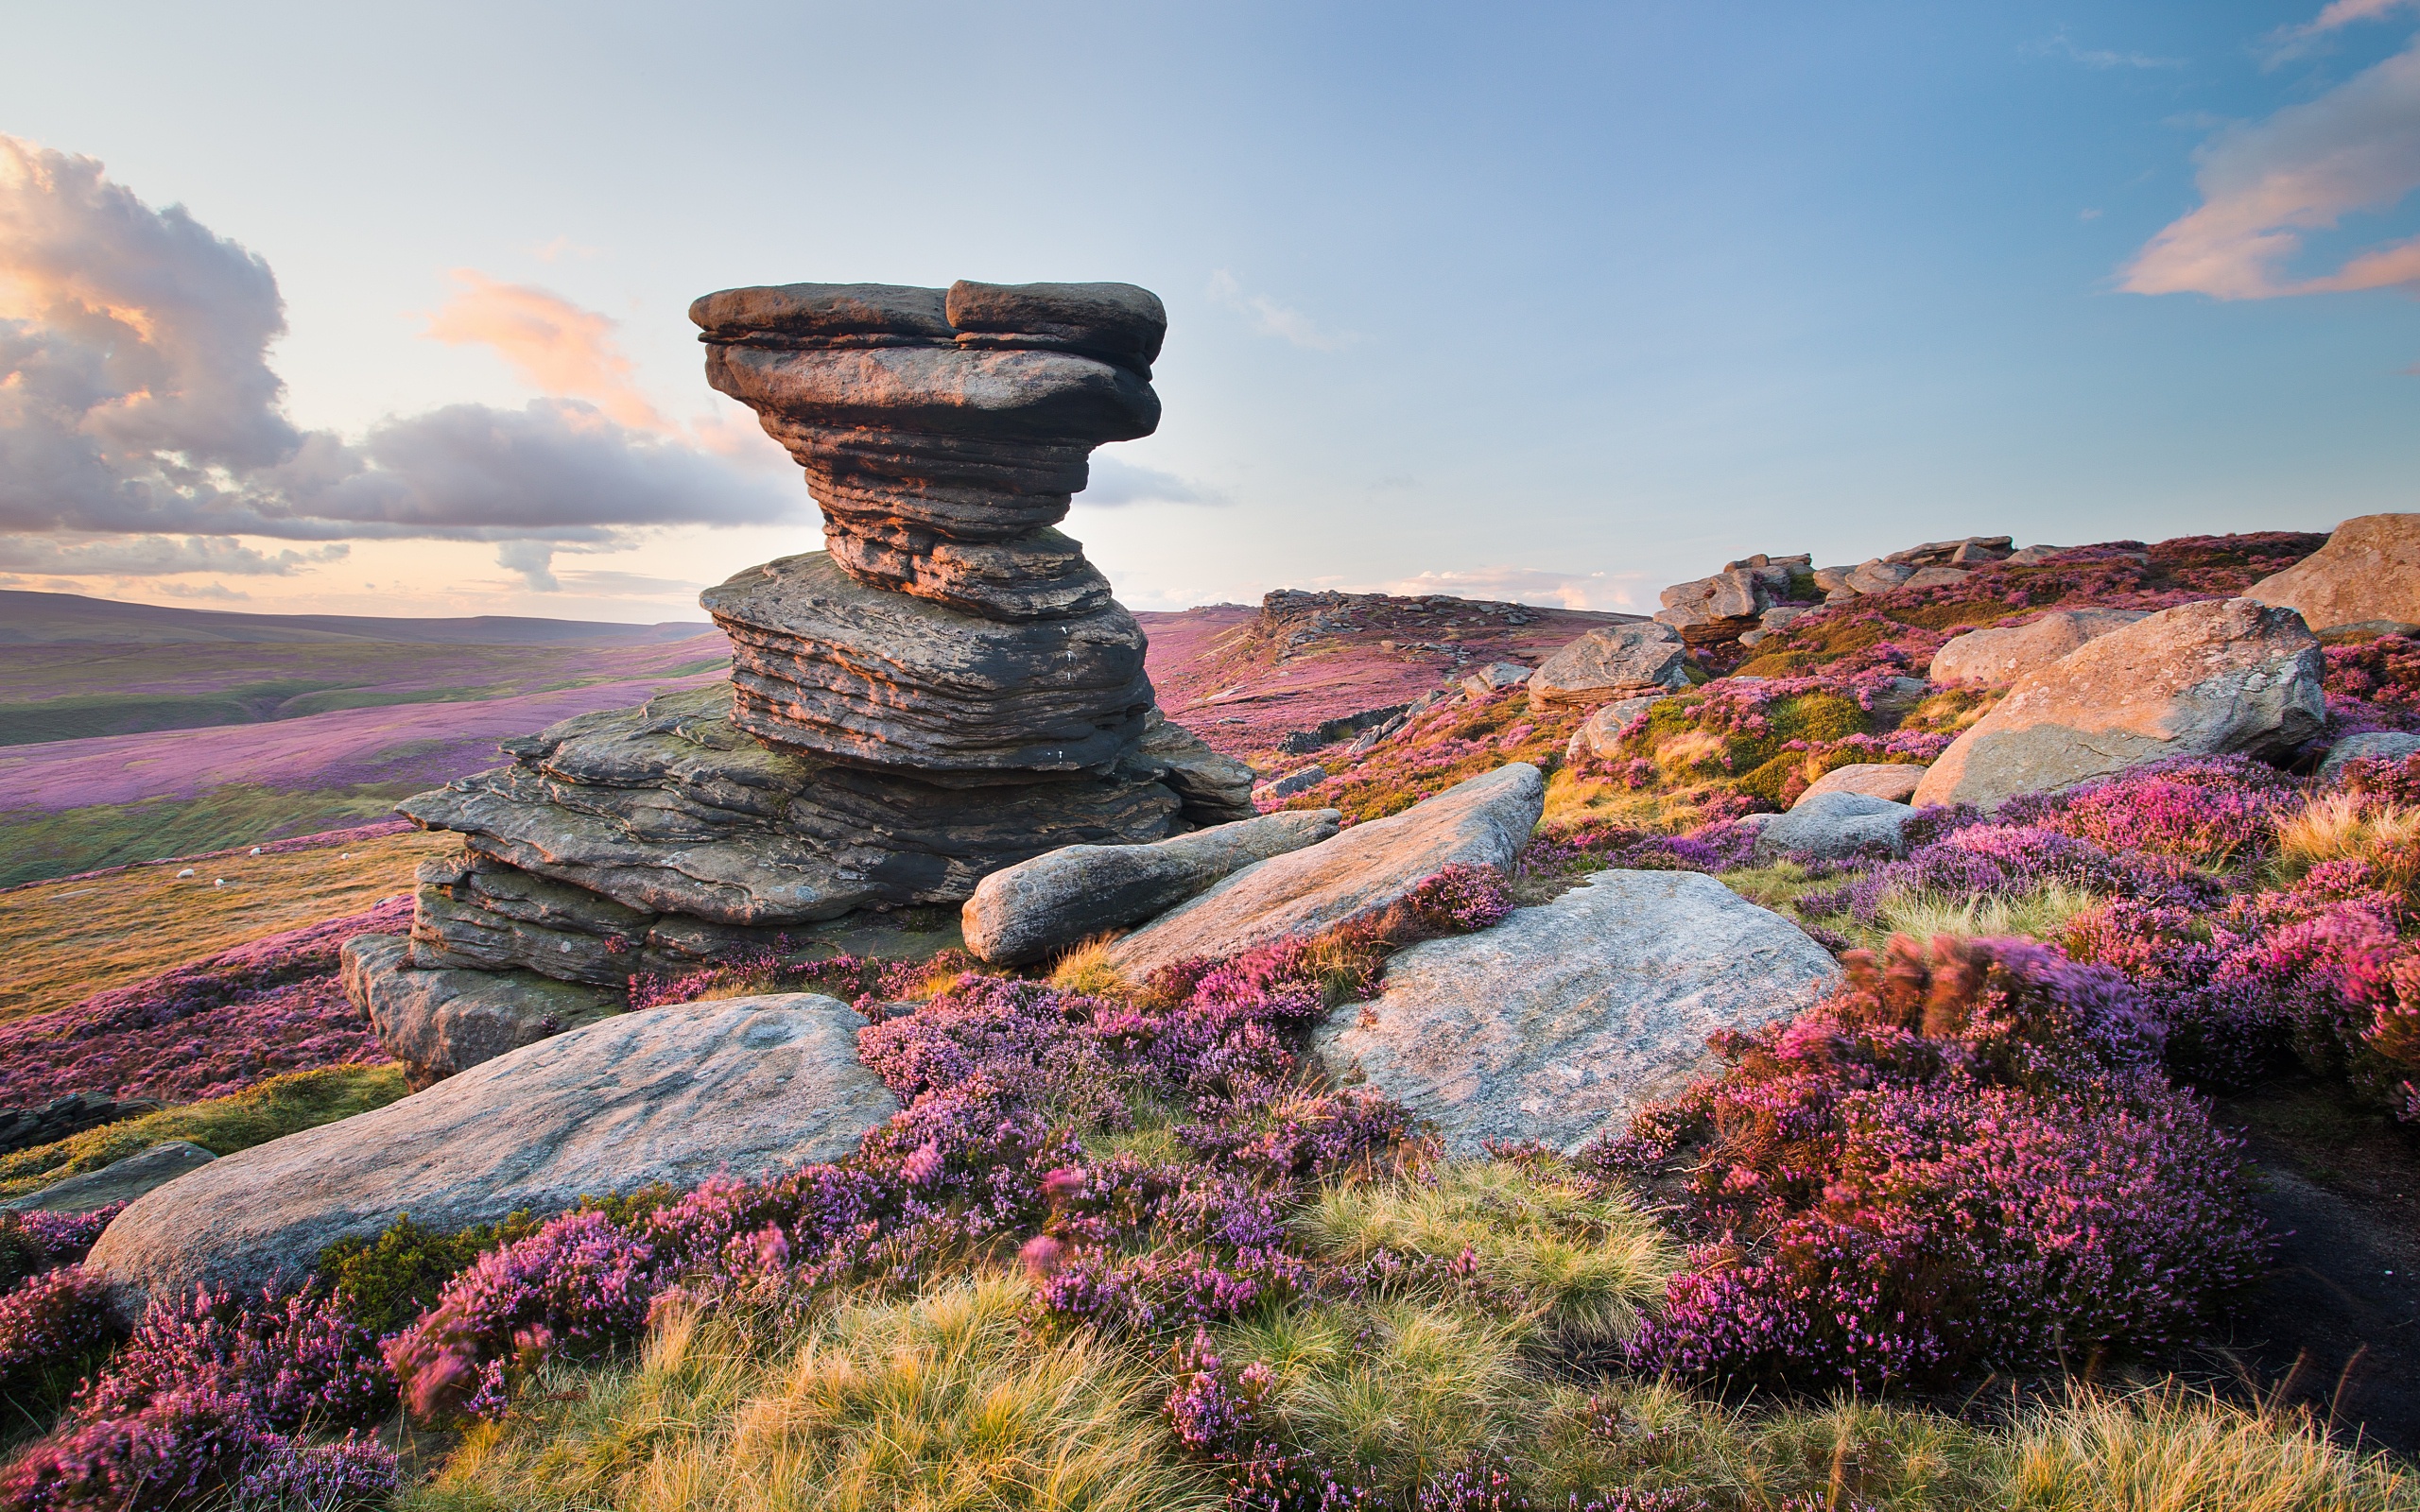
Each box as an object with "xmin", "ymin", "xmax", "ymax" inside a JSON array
[
  {"xmin": 87, "ymin": 996, "xmax": 897, "ymax": 1301},
  {"xmin": 1913, "ymin": 597, "xmax": 2325, "ymax": 811},
  {"xmin": 1928, "ymin": 609, "xmax": 2148, "ymax": 685},
  {"xmin": 351, "ymin": 279, "xmax": 1254, "ymax": 1077},
  {"xmin": 1309, "ymin": 870, "xmax": 1838, "ymax": 1155},
  {"xmin": 1527, "ymin": 622, "xmax": 1690, "ymax": 707},
  {"xmin": 2247, "ymin": 514, "xmax": 2420, "ymax": 634}
]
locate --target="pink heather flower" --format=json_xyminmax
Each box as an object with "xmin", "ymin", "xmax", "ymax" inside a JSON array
[{"xmin": 1020, "ymin": 1235, "xmax": 1067, "ymax": 1281}]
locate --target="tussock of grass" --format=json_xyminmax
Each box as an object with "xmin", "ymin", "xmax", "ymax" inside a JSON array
[
  {"xmin": 1872, "ymin": 881, "xmax": 2108, "ymax": 946},
  {"xmin": 0, "ymin": 1063, "xmax": 407, "ymax": 1199},
  {"xmin": 1047, "ymin": 936, "xmax": 1129, "ymax": 998},
  {"xmin": 2010, "ymin": 1387, "xmax": 2418, "ymax": 1512},
  {"xmin": 1717, "ymin": 861, "xmax": 1822, "ymax": 911},
  {"xmin": 410, "ymin": 1273, "xmax": 1217, "ymax": 1512},
  {"xmin": 2275, "ymin": 794, "xmax": 2420, "ymax": 893},
  {"xmin": 1296, "ymin": 1159, "xmax": 1679, "ymax": 1342}
]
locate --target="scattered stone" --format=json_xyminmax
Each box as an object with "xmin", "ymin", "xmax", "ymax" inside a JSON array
[
  {"xmin": 1759, "ymin": 604, "xmax": 1814, "ymax": 631},
  {"xmin": 343, "ymin": 935, "xmax": 623, "ymax": 1089},
  {"xmin": 1255, "ymin": 765, "xmax": 1327, "ymax": 802},
  {"xmin": 2002, "ymin": 544, "xmax": 2066, "ymax": 566},
  {"xmin": 1572, "ymin": 694, "xmax": 1670, "ymax": 760},
  {"xmin": 2247, "ymin": 514, "xmax": 2420, "ymax": 633},
  {"xmin": 1949, "ymin": 541, "xmax": 2009, "ymax": 565},
  {"xmin": 1, "ymin": 1143, "xmax": 215, "ymax": 1214},
  {"xmin": 1461, "ymin": 662, "xmax": 1532, "ymax": 699},
  {"xmin": 1900, "ymin": 566, "xmax": 1972, "ymax": 591},
  {"xmin": 85, "ymin": 995, "xmax": 900, "ymax": 1302},
  {"xmin": 1795, "ymin": 763, "xmax": 1925, "ymax": 806},
  {"xmin": 1527, "ymin": 623, "xmax": 1689, "ymax": 706},
  {"xmin": 1913, "ymin": 597, "xmax": 2325, "ymax": 811},
  {"xmin": 1810, "ymin": 565, "xmax": 1857, "ymax": 594},
  {"xmin": 2319, "ymin": 730, "xmax": 2420, "ymax": 783},
  {"xmin": 963, "ymin": 810, "xmax": 1342, "ymax": 963},
  {"xmin": 1107, "ymin": 764, "xmax": 1546, "ymax": 979},
  {"xmin": 1308, "ymin": 870, "xmax": 1838, "ymax": 1155},
  {"xmin": 1754, "ymin": 791, "xmax": 1920, "ymax": 861},
  {"xmin": 0, "ymin": 1093, "xmax": 158, "ymax": 1158},
  {"xmin": 1928, "ymin": 609, "xmax": 2150, "ymax": 685}
]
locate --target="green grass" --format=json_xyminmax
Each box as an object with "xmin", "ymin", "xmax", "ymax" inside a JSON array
[
  {"xmin": 0, "ymin": 1064, "xmax": 409, "ymax": 1200},
  {"xmin": 0, "ymin": 680, "xmax": 352, "ymax": 746},
  {"xmin": 0, "ymin": 781, "xmax": 434, "ymax": 890}
]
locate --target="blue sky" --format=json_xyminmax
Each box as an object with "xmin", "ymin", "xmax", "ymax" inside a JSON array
[{"xmin": 2, "ymin": 0, "xmax": 2415, "ymax": 619}]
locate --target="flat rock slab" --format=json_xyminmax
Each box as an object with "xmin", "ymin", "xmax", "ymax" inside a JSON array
[
  {"xmin": 1795, "ymin": 763, "xmax": 1924, "ymax": 806},
  {"xmin": 1928, "ymin": 609, "xmax": 2149, "ymax": 685},
  {"xmin": 2249, "ymin": 514, "xmax": 2420, "ymax": 633},
  {"xmin": 1528, "ymin": 623, "xmax": 1689, "ymax": 707},
  {"xmin": 1105, "ymin": 764, "xmax": 1545, "ymax": 980},
  {"xmin": 1, "ymin": 1142, "xmax": 215, "ymax": 1214},
  {"xmin": 1755, "ymin": 791, "xmax": 1918, "ymax": 861},
  {"xmin": 1309, "ymin": 870, "xmax": 1839, "ymax": 1155},
  {"xmin": 1914, "ymin": 597, "xmax": 2324, "ymax": 811},
  {"xmin": 84, "ymin": 995, "xmax": 898, "ymax": 1302},
  {"xmin": 964, "ymin": 810, "xmax": 1340, "ymax": 964},
  {"xmin": 343, "ymin": 934, "xmax": 623, "ymax": 1088}
]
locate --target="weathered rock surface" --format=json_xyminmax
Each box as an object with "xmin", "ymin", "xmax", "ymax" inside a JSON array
[
  {"xmin": 1888, "ymin": 536, "xmax": 2010, "ymax": 566},
  {"xmin": 1526, "ymin": 623, "xmax": 1690, "ymax": 706},
  {"xmin": 1795, "ymin": 763, "xmax": 1925, "ymax": 806},
  {"xmin": 1308, "ymin": 870, "xmax": 1839, "ymax": 1155},
  {"xmin": 1106, "ymin": 764, "xmax": 1546, "ymax": 979},
  {"xmin": 1461, "ymin": 662, "xmax": 1532, "ymax": 698},
  {"xmin": 86, "ymin": 996, "xmax": 898, "ymax": 1301},
  {"xmin": 1900, "ymin": 566, "xmax": 1971, "ymax": 591},
  {"xmin": 343, "ymin": 934, "xmax": 622, "ymax": 1088},
  {"xmin": 1255, "ymin": 765, "xmax": 1326, "ymax": 802},
  {"xmin": 1, "ymin": 1142, "xmax": 215, "ymax": 1214},
  {"xmin": 1844, "ymin": 559, "xmax": 1917, "ymax": 595},
  {"xmin": 2320, "ymin": 730, "xmax": 2420, "ymax": 782},
  {"xmin": 1755, "ymin": 792, "xmax": 1918, "ymax": 860},
  {"xmin": 1913, "ymin": 597, "xmax": 2325, "ymax": 811},
  {"xmin": 1570, "ymin": 693, "xmax": 1670, "ymax": 760},
  {"xmin": 1654, "ymin": 561, "xmax": 1807, "ymax": 630},
  {"xmin": 964, "ymin": 810, "xmax": 1342, "ymax": 964},
  {"xmin": 0, "ymin": 1093, "xmax": 157, "ymax": 1157},
  {"xmin": 1929, "ymin": 610, "xmax": 2150, "ymax": 685},
  {"xmin": 2247, "ymin": 514, "xmax": 2420, "ymax": 633}
]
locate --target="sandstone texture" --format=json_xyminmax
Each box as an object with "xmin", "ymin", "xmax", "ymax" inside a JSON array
[
  {"xmin": 1655, "ymin": 555, "xmax": 1811, "ymax": 631},
  {"xmin": 86, "ymin": 996, "xmax": 898, "ymax": 1301},
  {"xmin": 1461, "ymin": 662, "xmax": 1531, "ymax": 698},
  {"xmin": 1106, "ymin": 764, "xmax": 1545, "ymax": 979},
  {"xmin": 343, "ymin": 934, "xmax": 621, "ymax": 1088},
  {"xmin": 1913, "ymin": 598, "xmax": 2325, "ymax": 811},
  {"xmin": 1928, "ymin": 610, "xmax": 2149, "ymax": 685},
  {"xmin": 2320, "ymin": 730, "xmax": 2420, "ymax": 782},
  {"xmin": 1308, "ymin": 870, "xmax": 1839, "ymax": 1155},
  {"xmin": 1, "ymin": 1142, "xmax": 215, "ymax": 1214},
  {"xmin": 1795, "ymin": 763, "xmax": 1926, "ymax": 806},
  {"xmin": 1755, "ymin": 791, "xmax": 1919, "ymax": 861},
  {"xmin": 2247, "ymin": 514, "xmax": 2420, "ymax": 633},
  {"xmin": 1526, "ymin": 623, "xmax": 1690, "ymax": 706},
  {"xmin": 964, "ymin": 810, "xmax": 1342, "ymax": 964},
  {"xmin": 1570, "ymin": 694, "xmax": 1670, "ymax": 761}
]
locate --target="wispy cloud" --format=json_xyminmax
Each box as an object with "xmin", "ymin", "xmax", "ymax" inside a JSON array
[
  {"xmin": 1206, "ymin": 270, "xmax": 1358, "ymax": 351},
  {"xmin": 1371, "ymin": 565, "xmax": 1647, "ymax": 612},
  {"xmin": 424, "ymin": 270, "xmax": 668, "ymax": 430},
  {"xmin": 1077, "ymin": 454, "xmax": 1227, "ymax": 507},
  {"xmin": 2262, "ymin": 0, "xmax": 2420, "ymax": 64},
  {"xmin": 0, "ymin": 534, "xmax": 346, "ymax": 576},
  {"xmin": 2120, "ymin": 31, "xmax": 2420, "ymax": 298},
  {"xmin": 2024, "ymin": 28, "xmax": 2187, "ymax": 70}
]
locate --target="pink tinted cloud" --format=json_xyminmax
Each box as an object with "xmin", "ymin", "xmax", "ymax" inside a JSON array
[{"xmin": 424, "ymin": 270, "xmax": 669, "ymax": 430}]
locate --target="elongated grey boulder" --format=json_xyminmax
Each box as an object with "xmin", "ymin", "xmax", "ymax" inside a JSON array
[
  {"xmin": 1754, "ymin": 791, "xmax": 1919, "ymax": 861},
  {"xmin": 1105, "ymin": 764, "xmax": 1545, "ymax": 979},
  {"xmin": 1913, "ymin": 597, "xmax": 2324, "ymax": 811},
  {"xmin": 342, "ymin": 934, "xmax": 622, "ymax": 1089},
  {"xmin": 2246, "ymin": 514, "xmax": 2420, "ymax": 633},
  {"xmin": 84, "ymin": 995, "xmax": 898, "ymax": 1302},
  {"xmin": 963, "ymin": 810, "xmax": 1342, "ymax": 964},
  {"xmin": 1309, "ymin": 870, "xmax": 1838, "ymax": 1155},
  {"xmin": 1928, "ymin": 609, "xmax": 2148, "ymax": 685},
  {"xmin": 1, "ymin": 1143, "xmax": 216, "ymax": 1214}
]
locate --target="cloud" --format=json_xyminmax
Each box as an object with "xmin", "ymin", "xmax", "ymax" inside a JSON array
[
  {"xmin": 0, "ymin": 533, "xmax": 346, "ymax": 576},
  {"xmin": 495, "ymin": 540, "xmax": 558, "ymax": 592},
  {"xmin": 0, "ymin": 134, "xmax": 801, "ymax": 569},
  {"xmin": 424, "ymin": 270, "xmax": 669, "ymax": 430},
  {"xmin": 2024, "ymin": 29, "xmax": 2187, "ymax": 69},
  {"xmin": 152, "ymin": 579, "xmax": 249, "ymax": 600},
  {"xmin": 2120, "ymin": 34, "xmax": 2420, "ymax": 298},
  {"xmin": 1077, "ymin": 454, "xmax": 1226, "ymax": 507},
  {"xmin": 2264, "ymin": 0, "xmax": 2420, "ymax": 62},
  {"xmin": 1206, "ymin": 270, "xmax": 1359, "ymax": 351},
  {"xmin": 1371, "ymin": 565, "xmax": 1647, "ymax": 612}
]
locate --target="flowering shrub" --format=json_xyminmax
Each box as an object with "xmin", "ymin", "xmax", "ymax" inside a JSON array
[
  {"xmin": 2322, "ymin": 633, "xmax": 2420, "ymax": 734},
  {"xmin": 1402, "ymin": 864, "xmax": 1515, "ymax": 933},
  {"xmin": 0, "ymin": 1265, "xmax": 127, "ymax": 1410},
  {"xmin": 628, "ymin": 944, "xmax": 979, "ymax": 1013},
  {"xmin": 1796, "ymin": 821, "xmax": 2219, "ymax": 930},
  {"xmin": 2016, "ymin": 757, "xmax": 2296, "ymax": 869},
  {"xmin": 0, "ymin": 1205, "xmax": 124, "ymax": 1292}
]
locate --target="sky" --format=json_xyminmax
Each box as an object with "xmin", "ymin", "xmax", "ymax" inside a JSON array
[{"xmin": 1, "ymin": 0, "xmax": 2417, "ymax": 623}]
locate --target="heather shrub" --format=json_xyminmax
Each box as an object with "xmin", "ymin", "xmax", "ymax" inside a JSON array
[
  {"xmin": 2322, "ymin": 632, "xmax": 2420, "ymax": 733},
  {"xmin": 630, "ymin": 945, "xmax": 979, "ymax": 1014},
  {"xmin": 0, "ymin": 1265, "xmax": 128, "ymax": 1418},
  {"xmin": 0, "ymin": 1207, "xmax": 122, "ymax": 1293},
  {"xmin": 315, "ymin": 1211, "xmax": 542, "ymax": 1338},
  {"xmin": 2338, "ymin": 750, "xmax": 2420, "ymax": 808},
  {"xmin": 2037, "ymin": 757, "xmax": 2295, "ymax": 869}
]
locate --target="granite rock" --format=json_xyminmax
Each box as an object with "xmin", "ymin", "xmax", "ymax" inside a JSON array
[
  {"xmin": 1928, "ymin": 610, "xmax": 2150, "ymax": 686},
  {"xmin": 1571, "ymin": 693, "xmax": 1671, "ymax": 760},
  {"xmin": 2319, "ymin": 730, "xmax": 2420, "ymax": 783},
  {"xmin": 0, "ymin": 1142, "xmax": 216, "ymax": 1215},
  {"xmin": 1526, "ymin": 623, "xmax": 1688, "ymax": 706},
  {"xmin": 1795, "ymin": 762, "xmax": 1926, "ymax": 806},
  {"xmin": 1754, "ymin": 791, "xmax": 1920, "ymax": 861}
]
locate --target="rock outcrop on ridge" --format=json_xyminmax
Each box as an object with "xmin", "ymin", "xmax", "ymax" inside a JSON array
[
  {"xmin": 349, "ymin": 280, "xmax": 1255, "ymax": 1077},
  {"xmin": 2247, "ymin": 513, "xmax": 2420, "ymax": 634}
]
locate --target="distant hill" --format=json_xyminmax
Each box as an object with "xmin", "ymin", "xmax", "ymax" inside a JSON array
[{"xmin": 0, "ymin": 591, "xmax": 711, "ymax": 647}]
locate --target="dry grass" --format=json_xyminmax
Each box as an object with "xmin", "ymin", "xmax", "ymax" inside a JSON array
[
  {"xmin": 2008, "ymin": 1387, "xmax": 2419, "ymax": 1512},
  {"xmin": 406, "ymin": 1273, "xmax": 1218, "ymax": 1512},
  {"xmin": 2274, "ymin": 794, "xmax": 2420, "ymax": 893},
  {"xmin": 0, "ymin": 827, "xmax": 451, "ymax": 1023},
  {"xmin": 1047, "ymin": 936, "xmax": 1130, "ymax": 998},
  {"xmin": 1296, "ymin": 1159, "xmax": 1680, "ymax": 1343},
  {"xmin": 1868, "ymin": 881, "xmax": 2107, "ymax": 948}
]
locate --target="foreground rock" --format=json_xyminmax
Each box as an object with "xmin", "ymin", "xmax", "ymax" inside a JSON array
[
  {"xmin": 1, "ymin": 1143, "xmax": 215, "ymax": 1214},
  {"xmin": 1928, "ymin": 609, "xmax": 2148, "ymax": 685},
  {"xmin": 1309, "ymin": 870, "xmax": 1838, "ymax": 1155},
  {"xmin": 2321, "ymin": 730, "xmax": 2420, "ymax": 782},
  {"xmin": 1795, "ymin": 763, "xmax": 1924, "ymax": 806},
  {"xmin": 342, "ymin": 935, "xmax": 621, "ymax": 1088},
  {"xmin": 86, "ymin": 996, "xmax": 897, "ymax": 1301},
  {"xmin": 1914, "ymin": 598, "xmax": 2324, "ymax": 811},
  {"xmin": 964, "ymin": 810, "xmax": 1342, "ymax": 964},
  {"xmin": 1526, "ymin": 623, "xmax": 1690, "ymax": 706},
  {"xmin": 1105, "ymin": 764, "xmax": 1546, "ymax": 979},
  {"xmin": 2248, "ymin": 514, "xmax": 2420, "ymax": 633},
  {"xmin": 1569, "ymin": 693, "xmax": 1669, "ymax": 761},
  {"xmin": 1755, "ymin": 791, "xmax": 1919, "ymax": 861}
]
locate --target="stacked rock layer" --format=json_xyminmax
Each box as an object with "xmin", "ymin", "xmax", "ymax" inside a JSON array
[{"xmin": 358, "ymin": 280, "xmax": 1253, "ymax": 1057}]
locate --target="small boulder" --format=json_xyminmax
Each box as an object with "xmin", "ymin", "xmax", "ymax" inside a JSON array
[
  {"xmin": 1795, "ymin": 763, "xmax": 1925, "ymax": 806},
  {"xmin": 1308, "ymin": 870, "xmax": 1839, "ymax": 1155},
  {"xmin": 0, "ymin": 1143, "xmax": 216, "ymax": 1214},
  {"xmin": 1759, "ymin": 604, "xmax": 1815, "ymax": 632},
  {"xmin": 1526, "ymin": 623, "xmax": 1689, "ymax": 706},
  {"xmin": 1254, "ymin": 765, "xmax": 1326, "ymax": 803},
  {"xmin": 1844, "ymin": 559, "xmax": 1916, "ymax": 595},
  {"xmin": 342, "ymin": 935, "xmax": 622, "ymax": 1090},
  {"xmin": 1888, "ymin": 536, "xmax": 2011, "ymax": 565},
  {"xmin": 1106, "ymin": 764, "xmax": 1546, "ymax": 979},
  {"xmin": 84, "ymin": 995, "xmax": 898, "ymax": 1301},
  {"xmin": 1928, "ymin": 610, "xmax": 2149, "ymax": 685},
  {"xmin": 2002, "ymin": 544, "xmax": 2066, "ymax": 566},
  {"xmin": 1900, "ymin": 566, "xmax": 1972, "ymax": 591},
  {"xmin": 1754, "ymin": 791, "xmax": 1920, "ymax": 861},
  {"xmin": 1572, "ymin": 694, "xmax": 1671, "ymax": 760},
  {"xmin": 2320, "ymin": 730, "xmax": 2420, "ymax": 783},
  {"xmin": 2247, "ymin": 514, "xmax": 2420, "ymax": 633},
  {"xmin": 963, "ymin": 810, "xmax": 1342, "ymax": 964},
  {"xmin": 1913, "ymin": 597, "xmax": 2324, "ymax": 811},
  {"xmin": 1461, "ymin": 662, "xmax": 1532, "ymax": 699}
]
